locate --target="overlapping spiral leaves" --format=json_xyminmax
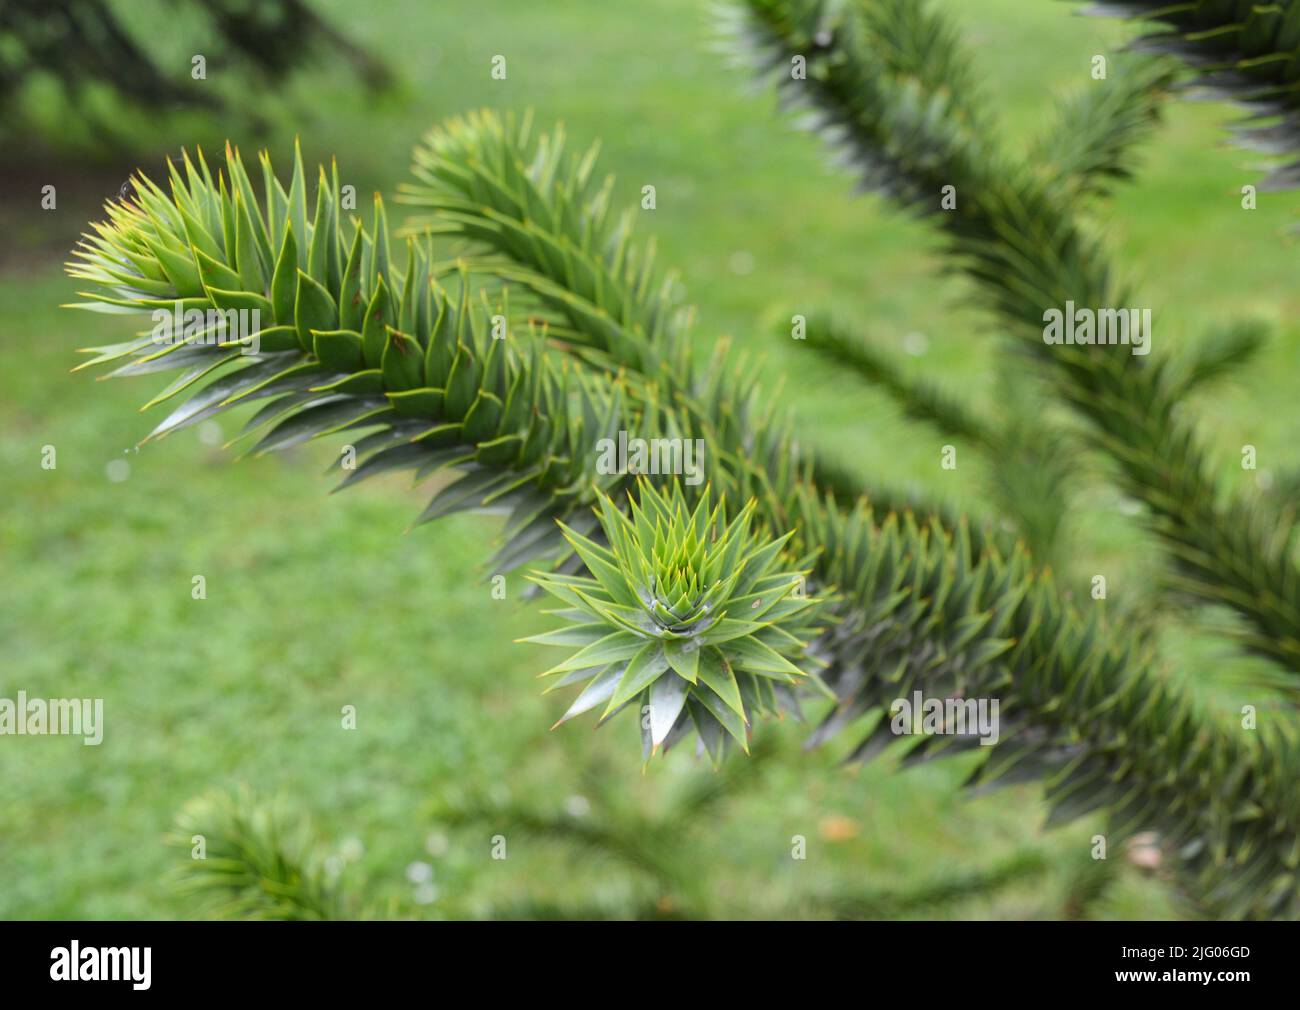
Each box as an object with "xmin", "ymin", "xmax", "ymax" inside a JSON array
[
  {"xmin": 66, "ymin": 141, "xmax": 631, "ymax": 575},
  {"xmin": 62, "ymin": 108, "xmax": 1300, "ymax": 917},
  {"xmin": 524, "ymin": 480, "xmax": 827, "ymax": 761}
]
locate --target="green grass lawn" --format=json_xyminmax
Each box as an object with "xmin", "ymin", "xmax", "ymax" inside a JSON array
[{"xmin": 3, "ymin": 0, "xmax": 1295, "ymax": 919}]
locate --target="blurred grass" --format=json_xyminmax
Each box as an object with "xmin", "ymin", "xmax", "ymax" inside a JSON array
[{"xmin": 3, "ymin": 0, "xmax": 1296, "ymax": 919}]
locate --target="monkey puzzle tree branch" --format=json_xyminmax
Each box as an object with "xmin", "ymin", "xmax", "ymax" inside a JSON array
[
  {"xmin": 396, "ymin": 110, "xmax": 1017, "ymax": 557},
  {"xmin": 730, "ymin": 0, "xmax": 1300, "ymax": 675},
  {"xmin": 1077, "ymin": 0, "xmax": 1300, "ymax": 190},
  {"xmin": 65, "ymin": 136, "xmax": 1300, "ymax": 916}
]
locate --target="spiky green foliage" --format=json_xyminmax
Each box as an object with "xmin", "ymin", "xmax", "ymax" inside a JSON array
[
  {"xmin": 435, "ymin": 737, "xmax": 784, "ymax": 919},
  {"xmin": 1079, "ymin": 0, "xmax": 1300, "ymax": 189},
  {"xmin": 1174, "ymin": 317, "xmax": 1271, "ymax": 395},
  {"xmin": 177, "ymin": 748, "xmax": 1048, "ymax": 921},
  {"xmin": 65, "ymin": 141, "xmax": 635, "ymax": 573},
  {"xmin": 1, "ymin": 0, "xmax": 388, "ymax": 144},
  {"xmin": 400, "ymin": 110, "xmax": 691, "ymax": 378},
  {"xmin": 799, "ymin": 316, "xmax": 993, "ymax": 445},
  {"xmin": 398, "ymin": 110, "xmax": 1009, "ymax": 548},
  {"xmin": 721, "ymin": 0, "xmax": 998, "ymax": 212},
  {"xmin": 808, "ymin": 850, "xmax": 1048, "ymax": 919},
  {"xmin": 795, "ymin": 315, "xmax": 1082, "ymax": 570},
  {"xmin": 438, "ymin": 737, "xmax": 1050, "ymax": 919},
  {"xmin": 730, "ymin": 0, "xmax": 1300, "ymax": 676},
  {"xmin": 1027, "ymin": 52, "xmax": 1176, "ymax": 199},
  {"xmin": 801, "ymin": 492, "xmax": 1300, "ymax": 919},
  {"xmin": 525, "ymin": 481, "xmax": 825, "ymax": 759},
  {"xmin": 65, "ymin": 120, "xmax": 1300, "ymax": 918},
  {"xmin": 169, "ymin": 789, "xmax": 363, "ymax": 920},
  {"xmin": 65, "ymin": 132, "xmax": 858, "ymax": 610}
]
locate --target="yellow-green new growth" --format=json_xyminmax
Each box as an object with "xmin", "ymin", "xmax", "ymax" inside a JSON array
[{"xmin": 523, "ymin": 479, "xmax": 826, "ymax": 762}]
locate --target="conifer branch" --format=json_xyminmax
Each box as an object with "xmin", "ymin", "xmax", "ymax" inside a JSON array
[
  {"xmin": 1174, "ymin": 318, "xmax": 1271, "ymax": 395},
  {"xmin": 1078, "ymin": 0, "xmax": 1300, "ymax": 190},
  {"xmin": 797, "ymin": 317, "xmax": 1108, "ymax": 598},
  {"xmin": 168, "ymin": 789, "xmax": 364, "ymax": 920},
  {"xmin": 397, "ymin": 110, "xmax": 1008, "ymax": 555},
  {"xmin": 799, "ymin": 315, "xmax": 995, "ymax": 445},
  {"xmin": 730, "ymin": 0, "xmax": 1300, "ymax": 675},
  {"xmin": 1027, "ymin": 54, "xmax": 1177, "ymax": 200},
  {"xmin": 65, "ymin": 128, "xmax": 1300, "ymax": 917}
]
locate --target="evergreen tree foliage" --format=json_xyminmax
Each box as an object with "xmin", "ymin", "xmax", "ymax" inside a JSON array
[{"xmin": 62, "ymin": 1, "xmax": 1300, "ymax": 919}]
